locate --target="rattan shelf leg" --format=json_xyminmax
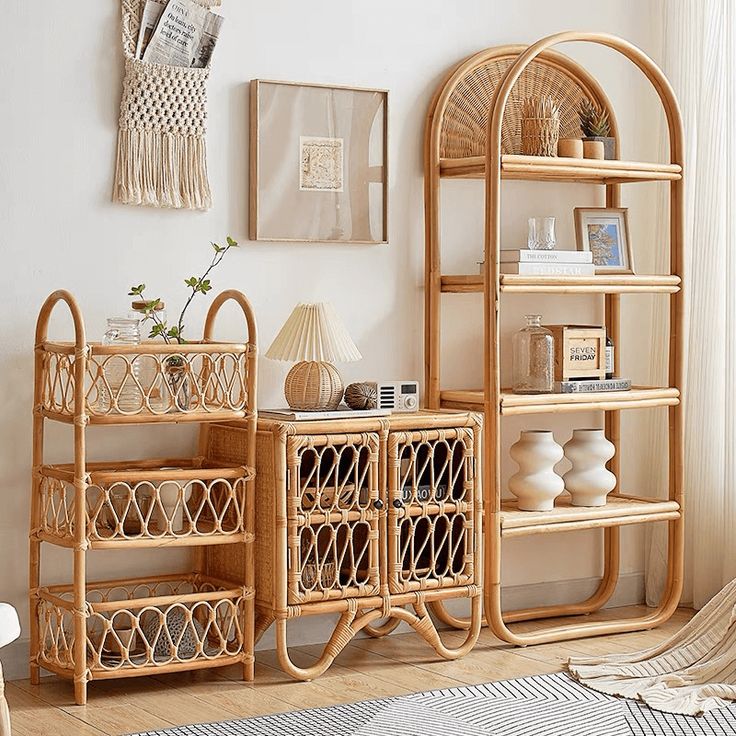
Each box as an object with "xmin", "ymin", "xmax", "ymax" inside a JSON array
[
  {"xmin": 276, "ymin": 609, "xmax": 379, "ymax": 681},
  {"xmin": 360, "ymin": 610, "xmax": 402, "ymax": 638},
  {"xmin": 485, "ymin": 518, "xmax": 684, "ymax": 646},
  {"xmin": 404, "ymin": 596, "xmax": 482, "ymax": 659},
  {"xmin": 427, "ymin": 599, "xmax": 475, "ymax": 630},
  {"xmin": 502, "ymin": 527, "xmax": 620, "ymax": 624},
  {"xmin": 254, "ymin": 611, "xmax": 274, "ymax": 646},
  {"xmin": 428, "ymin": 527, "xmax": 619, "ymax": 630}
]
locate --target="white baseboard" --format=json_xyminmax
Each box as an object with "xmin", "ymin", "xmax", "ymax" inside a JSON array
[{"xmin": 1, "ymin": 572, "xmax": 644, "ymax": 683}]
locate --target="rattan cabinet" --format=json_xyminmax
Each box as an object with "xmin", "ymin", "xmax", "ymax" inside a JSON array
[
  {"xmin": 203, "ymin": 410, "xmax": 483, "ymax": 680},
  {"xmin": 424, "ymin": 34, "xmax": 685, "ymax": 644},
  {"xmin": 29, "ymin": 290, "xmax": 257, "ymax": 705}
]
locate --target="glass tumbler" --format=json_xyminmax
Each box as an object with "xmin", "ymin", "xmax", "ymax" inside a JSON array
[{"xmin": 528, "ymin": 217, "xmax": 556, "ymax": 250}]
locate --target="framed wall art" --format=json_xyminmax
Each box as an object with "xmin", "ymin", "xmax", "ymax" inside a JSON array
[
  {"xmin": 250, "ymin": 79, "xmax": 388, "ymax": 244},
  {"xmin": 574, "ymin": 207, "xmax": 634, "ymax": 274}
]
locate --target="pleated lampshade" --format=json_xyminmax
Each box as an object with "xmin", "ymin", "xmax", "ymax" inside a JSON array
[{"xmin": 266, "ymin": 303, "xmax": 362, "ymax": 363}]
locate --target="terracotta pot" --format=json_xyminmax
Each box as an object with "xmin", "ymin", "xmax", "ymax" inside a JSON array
[
  {"xmin": 557, "ymin": 138, "xmax": 583, "ymax": 158},
  {"xmin": 583, "ymin": 140, "xmax": 605, "ymax": 160}
]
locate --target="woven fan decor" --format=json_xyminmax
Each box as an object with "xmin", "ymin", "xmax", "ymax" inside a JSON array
[{"xmin": 113, "ymin": 0, "xmax": 222, "ymax": 210}]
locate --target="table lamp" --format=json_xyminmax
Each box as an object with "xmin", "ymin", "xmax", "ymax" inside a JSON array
[{"xmin": 266, "ymin": 302, "xmax": 362, "ymax": 411}]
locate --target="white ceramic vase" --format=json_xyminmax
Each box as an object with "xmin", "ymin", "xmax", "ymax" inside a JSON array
[
  {"xmin": 563, "ymin": 429, "xmax": 616, "ymax": 507},
  {"xmin": 508, "ymin": 430, "xmax": 564, "ymax": 512}
]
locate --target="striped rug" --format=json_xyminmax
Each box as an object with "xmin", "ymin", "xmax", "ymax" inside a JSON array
[{"xmin": 131, "ymin": 672, "xmax": 736, "ymax": 735}]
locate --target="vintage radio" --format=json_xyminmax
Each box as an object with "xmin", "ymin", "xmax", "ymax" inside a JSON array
[
  {"xmin": 546, "ymin": 325, "xmax": 606, "ymax": 381},
  {"xmin": 377, "ymin": 381, "xmax": 419, "ymax": 412}
]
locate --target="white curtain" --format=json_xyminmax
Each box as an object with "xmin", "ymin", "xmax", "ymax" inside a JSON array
[{"xmin": 646, "ymin": 0, "xmax": 736, "ymax": 609}]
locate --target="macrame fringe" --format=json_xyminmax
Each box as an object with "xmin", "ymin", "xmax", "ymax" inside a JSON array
[{"xmin": 113, "ymin": 129, "xmax": 212, "ymax": 211}]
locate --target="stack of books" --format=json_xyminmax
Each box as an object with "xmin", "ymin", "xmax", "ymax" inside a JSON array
[{"xmin": 500, "ymin": 249, "xmax": 594, "ymax": 276}]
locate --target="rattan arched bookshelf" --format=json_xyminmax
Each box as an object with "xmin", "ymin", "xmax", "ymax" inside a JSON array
[{"xmin": 424, "ymin": 32, "xmax": 684, "ymax": 645}]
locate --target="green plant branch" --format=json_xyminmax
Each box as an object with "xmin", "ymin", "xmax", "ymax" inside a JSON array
[{"xmin": 128, "ymin": 236, "xmax": 238, "ymax": 346}]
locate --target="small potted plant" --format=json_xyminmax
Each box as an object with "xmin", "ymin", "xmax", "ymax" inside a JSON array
[
  {"xmin": 129, "ymin": 236, "xmax": 238, "ymax": 411},
  {"xmin": 578, "ymin": 99, "xmax": 615, "ymax": 160}
]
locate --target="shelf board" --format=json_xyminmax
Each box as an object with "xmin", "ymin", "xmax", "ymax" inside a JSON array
[
  {"xmin": 441, "ymin": 274, "xmax": 681, "ymax": 294},
  {"xmin": 41, "ymin": 408, "xmax": 252, "ymax": 426},
  {"xmin": 440, "ymin": 386, "xmax": 680, "ymax": 415},
  {"xmin": 36, "ymin": 530, "xmax": 255, "ymax": 550},
  {"xmin": 439, "ymin": 154, "xmax": 682, "ymax": 183},
  {"xmin": 500, "ymin": 493, "xmax": 681, "ymax": 537}
]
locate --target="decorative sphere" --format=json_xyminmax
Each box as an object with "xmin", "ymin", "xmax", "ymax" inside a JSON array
[
  {"xmin": 285, "ymin": 361, "xmax": 343, "ymax": 411},
  {"xmin": 344, "ymin": 382, "xmax": 378, "ymax": 411}
]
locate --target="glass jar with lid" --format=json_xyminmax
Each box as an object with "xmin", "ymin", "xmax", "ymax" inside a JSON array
[
  {"xmin": 99, "ymin": 316, "xmax": 142, "ymax": 413},
  {"xmin": 512, "ymin": 315, "xmax": 555, "ymax": 394}
]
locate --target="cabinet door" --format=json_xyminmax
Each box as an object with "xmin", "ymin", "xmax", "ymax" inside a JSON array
[
  {"xmin": 286, "ymin": 433, "xmax": 380, "ymax": 604},
  {"xmin": 387, "ymin": 427, "xmax": 477, "ymax": 594}
]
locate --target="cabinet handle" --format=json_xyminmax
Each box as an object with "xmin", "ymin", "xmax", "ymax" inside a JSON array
[
  {"xmin": 393, "ymin": 499, "xmax": 404, "ymax": 509},
  {"xmin": 373, "ymin": 499, "xmax": 384, "ymax": 510}
]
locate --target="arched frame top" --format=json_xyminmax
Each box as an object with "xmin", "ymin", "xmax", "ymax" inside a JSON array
[
  {"xmin": 484, "ymin": 31, "xmax": 684, "ymax": 192},
  {"xmin": 426, "ymin": 43, "xmax": 620, "ymax": 164}
]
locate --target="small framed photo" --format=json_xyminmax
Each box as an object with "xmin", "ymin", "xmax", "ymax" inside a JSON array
[
  {"xmin": 574, "ymin": 208, "xmax": 634, "ymax": 274},
  {"xmin": 250, "ymin": 79, "xmax": 388, "ymax": 244}
]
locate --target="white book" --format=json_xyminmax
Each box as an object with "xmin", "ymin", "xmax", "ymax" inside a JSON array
[
  {"xmin": 500, "ymin": 249, "xmax": 593, "ymax": 264},
  {"xmin": 260, "ymin": 406, "xmax": 392, "ymax": 421},
  {"xmin": 500, "ymin": 263, "xmax": 596, "ymax": 276}
]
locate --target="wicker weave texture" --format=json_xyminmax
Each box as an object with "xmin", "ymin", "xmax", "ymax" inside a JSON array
[
  {"xmin": 39, "ymin": 459, "xmax": 249, "ymax": 545},
  {"xmin": 286, "ymin": 433, "xmax": 381, "ymax": 604},
  {"xmin": 39, "ymin": 344, "xmax": 251, "ymax": 419},
  {"xmin": 36, "ymin": 575, "xmax": 249, "ymax": 675},
  {"xmin": 284, "ymin": 361, "xmax": 344, "ymax": 411},
  {"xmin": 440, "ymin": 52, "xmax": 611, "ymax": 157},
  {"xmin": 387, "ymin": 428, "xmax": 477, "ymax": 595}
]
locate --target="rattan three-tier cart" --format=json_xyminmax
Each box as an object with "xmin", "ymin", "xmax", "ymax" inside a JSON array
[
  {"xmin": 424, "ymin": 32, "xmax": 685, "ymax": 644},
  {"xmin": 29, "ymin": 289, "xmax": 257, "ymax": 704}
]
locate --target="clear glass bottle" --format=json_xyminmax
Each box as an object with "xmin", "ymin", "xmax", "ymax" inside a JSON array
[
  {"xmin": 129, "ymin": 300, "xmax": 168, "ymax": 412},
  {"xmin": 512, "ymin": 315, "xmax": 554, "ymax": 394},
  {"xmin": 100, "ymin": 317, "xmax": 142, "ymax": 413}
]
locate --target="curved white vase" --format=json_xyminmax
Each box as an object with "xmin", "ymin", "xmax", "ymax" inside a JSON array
[
  {"xmin": 509, "ymin": 430, "xmax": 564, "ymax": 512},
  {"xmin": 563, "ymin": 429, "xmax": 616, "ymax": 507}
]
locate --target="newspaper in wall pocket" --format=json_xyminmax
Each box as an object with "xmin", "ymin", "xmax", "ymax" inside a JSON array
[
  {"xmin": 143, "ymin": 0, "xmax": 209, "ymax": 67},
  {"xmin": 135, "ymin": 0, "xmax": 167, "ymax": 60},
  {"xmin": 191, "ymin": 11, "xmax": 224, "ymax": 68}
]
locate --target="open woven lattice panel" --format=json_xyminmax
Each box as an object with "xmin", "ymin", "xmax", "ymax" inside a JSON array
[
  {"xmin": 287, "ymin": 434, "xmax": 381, "ymax": 604},
  {"xmin": 36, "ymin": 575, "xmax": 249, "ymax": 674},
  {"xmin": 438, "ymin": 48, "xmax": 613, "ymax": 157},
  {"xmin": 388, "ymin": 428, "xmax": 477, "ymax": 593},
  {"xmin": 39, "ymin": 342, "xmax": 252, "ymax": 419},
  {"xmin": 39, "ymin": 459, "xmax": 251, "ymax": 545}
]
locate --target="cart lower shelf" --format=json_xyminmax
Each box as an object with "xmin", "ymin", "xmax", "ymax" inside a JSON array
[
  {"xmin": 500, "ymin": 493, "xmax": 681, "ymax": 537},
  {"xmin": 33, "ymin": 573, "xmax": 253, "ymax": 680}
]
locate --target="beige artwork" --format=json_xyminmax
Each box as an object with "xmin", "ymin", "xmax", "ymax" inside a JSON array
[{"xmin": 300, "ymin": 136, "xmax": 344, "ymax": 192}]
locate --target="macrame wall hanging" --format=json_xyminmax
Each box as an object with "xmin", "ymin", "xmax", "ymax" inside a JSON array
[{"xmin": 113, "ymin": 0, "xmax": 222, "ymax": 211}]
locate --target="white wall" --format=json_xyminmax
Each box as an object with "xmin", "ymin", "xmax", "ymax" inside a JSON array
[{"xmin": 0, "ymin": 0, "xmax": 665, "ymax": 673}]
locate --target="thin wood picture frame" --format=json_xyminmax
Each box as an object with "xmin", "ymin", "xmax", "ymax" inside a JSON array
[
  {"xmin": 574, "ymin": 207, "xmax": 634, "ymax": 274},
  {"xmin": 249, "ymin": 79, "xmax": 389, "ymax": 244}
]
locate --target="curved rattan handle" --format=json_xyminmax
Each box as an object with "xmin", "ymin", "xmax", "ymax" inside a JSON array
[
  {"xmin": 203, "ymin": 289, "xmax": 258, "ymax": 348},
  {"xmin": 35, "ymin": 290, "xmax": 87, "ymax": 350}
]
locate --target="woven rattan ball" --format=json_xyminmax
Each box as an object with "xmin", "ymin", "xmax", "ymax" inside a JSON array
[
  {"xmin": 285, "ymin": 361, "xmax": 343, "ymax": 411},
  {"xmin": 345, "ymin": 382, "xmax": 378, "ymax": 411}
]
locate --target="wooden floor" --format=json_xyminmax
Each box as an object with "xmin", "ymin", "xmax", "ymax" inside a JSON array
[{"xmin": 7, "ymin": 606, "xmax": 694, "ymax": 736}]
